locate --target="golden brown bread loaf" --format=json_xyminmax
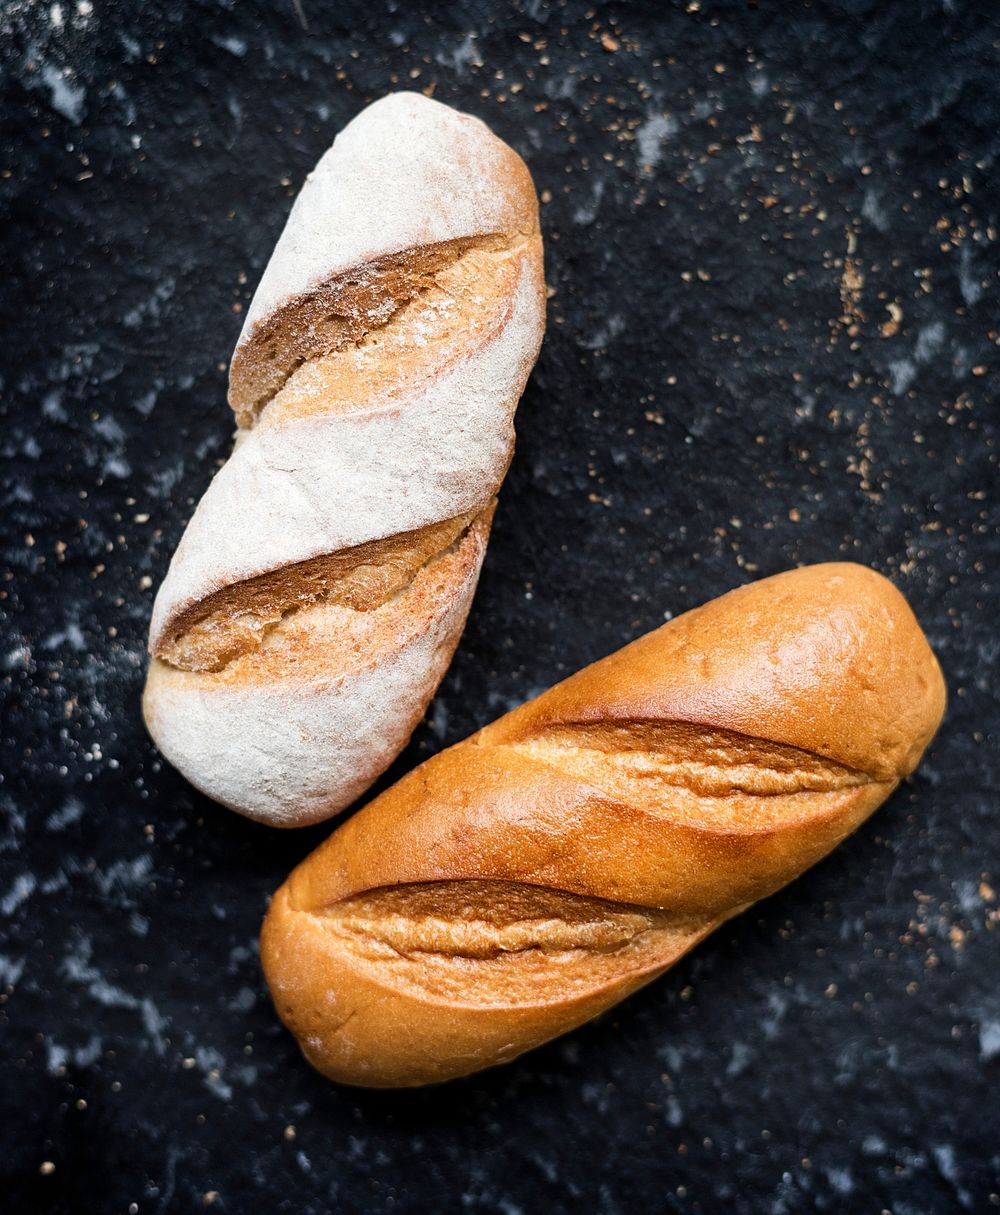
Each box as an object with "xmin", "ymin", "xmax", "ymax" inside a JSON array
[
  {"xmin": 261, "ymin": 563, "xmax": 946, "ymax": 1087},
  {"xmin": 143, "ymin": 93, "xmax": 545, "ymax": 827}
]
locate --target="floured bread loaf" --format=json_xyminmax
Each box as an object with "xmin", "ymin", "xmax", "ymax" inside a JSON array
[
  {"xmin": 143, "ymin": 93, "xmax": 546, "ymax": 826},
  {"xmin": 261, "ymin": 564, "xmax": 946, "ymax": 1086}
]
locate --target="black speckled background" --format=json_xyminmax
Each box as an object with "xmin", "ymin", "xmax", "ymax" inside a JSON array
[{"xmin": 2, "ymin": 1, "xmax": 998, "ymax": 1212}]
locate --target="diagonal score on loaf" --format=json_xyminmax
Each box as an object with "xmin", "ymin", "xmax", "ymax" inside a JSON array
[
  {"xmin": 311, "ymin": 879, "xmax": 715, "ymax": 1009},
  {"xmin": 153, "ymin": 505, "xmax": 491, "ymax": 672},
  {"xmin": 233, "ymin": 234, "xmax": 528, "ymax": 428},
  {"xmin": 495, "ymin": 720, "xmax": 889, "ymax": 828},
  {"xmin": 151, "ymin": 235, "xmax": 536, "ymax": 660}
]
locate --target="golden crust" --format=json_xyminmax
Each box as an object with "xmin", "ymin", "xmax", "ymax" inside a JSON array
[
  {"xmin": 488, "ymin": 561, "xmax": 944, "ymax": 781},
  {"xmin": 261, "ymin": 563, "xmax": 946, "ymax": 1086}
]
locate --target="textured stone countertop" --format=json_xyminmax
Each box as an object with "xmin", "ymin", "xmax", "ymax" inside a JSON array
[{"xmin": 1, "ymin": 1, "xmax": 998, "ymax": 1211}]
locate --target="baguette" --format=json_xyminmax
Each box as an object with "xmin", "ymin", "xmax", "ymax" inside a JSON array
[
  {"xmin": 261, "ymin": 564, "xmax": 946, "ymax": 1087},
  {"xmin": 143, "ymin": 93, "xmax": 545, "ymax": 826}
]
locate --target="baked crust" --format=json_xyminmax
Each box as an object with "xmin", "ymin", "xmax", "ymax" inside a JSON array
[
  {"xmin": 261, "ymin": 564, "xmax": 946, "ymax": 1085},
  {"xmin": 143, "ymin": 94, "xmax": 545, "ymax": 825}
]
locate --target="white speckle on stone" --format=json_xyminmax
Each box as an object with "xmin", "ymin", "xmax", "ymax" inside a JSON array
[
  {"xmin": 46, "ymin": 796, "xmax": 84, "ymax": 831},
  {"xmin": 582, "ymin": 313, "xmax": 625, "ymax": 351},
  {"xmin": 74, "ymin": 1036, "xmax": 102, "ymax": 1067},
  {"xmin": 979, "ymin": 1018, "xmax": 1000, "ymax": 1061},
  {"xmin": 929, "ymin": 1142, "xmax": 973, "ymax": 1207},
  {"xmin": 46, "ymin": 1041, "xmax": 69, "ymax": 1073},
  {"xmin": 888, "ymin": 357, "xmax": 917, "ymax": 395},
  {"xmin": 229, "ymin": 986, "xmax": 257, "ymax": 1013},
  {"xmin": 122, "ymin": 278, "xmax": 175, "ymax": 329},
  {"xmin": 437, "ymin": 32, "xmax": 480, "ymax": 74},
  {"xmin": 39, "ymin": 61, "xmax": 85, "ymax": 124},
  {"xmin": 42, "ymin": 622, "xmax": 86, "ymax": 652},
  {"xmin": 141, "ymin": 998, "xmax": 168, "ymax": 1055},
  {"xmin": 915, "ymin": 320, "xmax": 946, "ymax": 362},
  {"xmin": 1, "ymin": 873, "xmax": 36, "ymax": 916},
  {"xmin": 958, "ymin": 244, "xmax": 982, "ymax": 307},
  {"xmin": 63, "ymin": 935, "xmax": 139, "ymax": 1012},
  {"xmin": 0, "ymin": 953, "xmax": 26, "ymax": 987},
  {"xmin": 572, "ymin": 177, "xmax": 605, "ymax": 226},
  {"xmin": 953, "ymin": 878, "xmax": 982, "ymax": 916},
  {"xmin": 4, "ymin": 644, "xmax": 31, "ymax": 670},
  {"xmin": 749, "ymin": 71, "xmax": 769, "ymax": 96},
  {"xmin": 134, "ymin": 388, "xmax": 158, "ymax": 416},
  {"xmin": 195, "ymin": 1046, "xmax": 233, "ymax": 1101},
  {"xmin": 94, "ymin": 853, "xmax": 153, "ymax": 895},
  {"xmin": 888, "ymin": 319, "xmax": 947, "ymax": 395},
  {"xmin": 726, "ymin": 1040, "xmax": 752, "ymax": 1077},
  {"xmin": 42, "ymin": 389, "xmax": 67, "ymax": 421},
  {"xmin": 214, "ymin": 35, "xmax": 246, "ymax": 57},
  {"xmin": 862, "ymin": 188, "xmax": 889, "ymax": 232},
  {"xmin": 636, "ymin": 112, "xmax": 677, "ymax": 174}
]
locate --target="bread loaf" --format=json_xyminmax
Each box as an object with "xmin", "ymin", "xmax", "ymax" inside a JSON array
[
  {"xmin": 261, "ymin": 564, "xmax": 946, "ymax": 1087},
  {"xmin": 143, "ymin": 93, "xmax": 546, "ymax": 826}
]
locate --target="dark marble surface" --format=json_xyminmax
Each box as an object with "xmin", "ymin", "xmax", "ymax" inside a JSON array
[{"xmin": 2, "ymin": 1, "xmax": 998, "ymax": 1211}]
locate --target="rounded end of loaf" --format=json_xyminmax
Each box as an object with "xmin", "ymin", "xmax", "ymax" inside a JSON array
[
  {"xmin": 142, "ymin": 512, "xmax": 492, "ymax": 828},
  {"xmin": 261, "ymin": 882, "xmax": 464, "ymax": 1088},
  {"xmin": 229, "ymin": 91, "xmax": 542, "ymax": 425},
  {"xmin": 490, "ymin": 561, "xmax": 946, "ymax": 786}
]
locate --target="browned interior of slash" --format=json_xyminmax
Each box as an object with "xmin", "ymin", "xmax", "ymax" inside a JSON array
[
  {"xmin": 154, "ymin": 506, "xmax": 491, "ymax": 673},
  {"xmin": 229, "ymin": 234, "xmax": 515, "ymax": 428}
]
